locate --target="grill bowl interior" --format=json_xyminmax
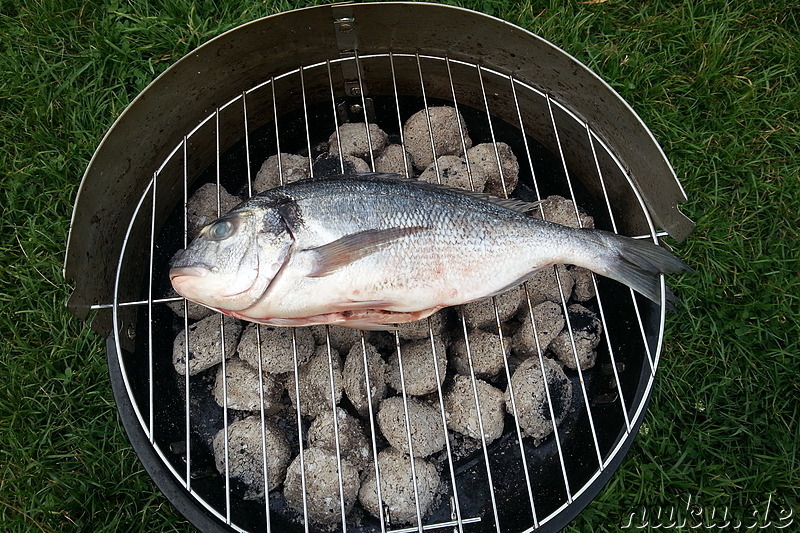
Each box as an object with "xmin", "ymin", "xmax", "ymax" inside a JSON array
[{"xmin": 65, "ymin": 3, "xmax": 691, "ymax": 532}]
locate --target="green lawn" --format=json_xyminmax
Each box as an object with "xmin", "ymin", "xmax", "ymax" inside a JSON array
[{"xmin": 2, "ymin": 0, "xmax": 798, "ymax": 531}]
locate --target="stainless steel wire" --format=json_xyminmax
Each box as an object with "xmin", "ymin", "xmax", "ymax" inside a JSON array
[
  {"xmin": 244, "ymin": 89, "xmax": 275, "ymax": 533},
  {"xmin": 182, "ymin": 136, "xmax": 192, "ymax": 491},
  {"xmin": 359, "ymin": 331, "xmax": 388, "ymax": 533},
  {"xmin": 392, "ymin": 331, "xmax": 426, "ymax": 531},
  {"xmin": 545, "ymin": 94, "xmax": 603, "ymax": 472},
  {"xmin": 216, "ymin": 107, "xmax": 233, "ymax": 524},
  {"xmin": 148, "ymin": 170, "xmax": 157, "ymax": 444}
]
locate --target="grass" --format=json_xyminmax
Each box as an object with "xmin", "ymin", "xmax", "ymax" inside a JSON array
[{"xmin": 1, "ymin": 0, "xmax": 798, "ymax": 531}]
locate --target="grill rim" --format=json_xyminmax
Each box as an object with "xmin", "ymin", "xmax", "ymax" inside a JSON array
[{"xmin": 66, "ymin": 3, "xmax": 692, "ymax": 531}]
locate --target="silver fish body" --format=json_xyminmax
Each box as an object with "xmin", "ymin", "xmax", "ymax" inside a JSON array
[{"xmin": 170, "ymin": 174, "xmax": 688, "ymax": 329}]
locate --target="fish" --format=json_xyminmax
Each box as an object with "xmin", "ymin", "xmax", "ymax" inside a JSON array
[{"xmin": 169, "ymin": 173, "xmax": 689, "ymax": 329}]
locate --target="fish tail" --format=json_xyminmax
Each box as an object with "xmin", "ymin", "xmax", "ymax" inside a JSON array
[{"xmin": 576, "ymin": 229, "xmax": 692, "ymax": 311}]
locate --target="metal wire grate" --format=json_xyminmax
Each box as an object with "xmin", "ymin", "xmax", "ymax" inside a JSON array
[{"xmin": 99, "ymin": 51, "xmax": 668, "ymax": 533}]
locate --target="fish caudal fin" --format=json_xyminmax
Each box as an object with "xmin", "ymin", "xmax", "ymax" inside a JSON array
[{"xmin": 578, "ymin": 229, "xmax": 691, "ymax": 311}]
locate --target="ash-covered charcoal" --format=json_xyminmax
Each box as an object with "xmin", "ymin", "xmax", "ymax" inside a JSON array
[
  {"xmin": 569, "ymin": 266, "xmax": 596, "ymax": 302},
  {"xmin": 374, "ymin": 143, "xmax": 414, "ymax": 176},
  {"xmin": 506, "ymin": 356, "xmax": 572, "ymax": 443},
  {"xmin": 358, "ymin": 448, "xmax": 440, "ymax": 525},
  {"xmin": 311, "ymin": 139, "xmax": 330, "ymax": 157},
  {"xmin": 395, "ymin": 311, "xmax": 446, "ymax": 341},
  {"xmin": 525, "ymin": 265, "xmax": 575, "ymax": 307},
  {"xmin": 212, "ymin": 358, "xmax": 283, "ymax": 413},
  {"xmin": 342, "ymin": 341, "xmax": 388, "ymax": 417},
  {"xmin": 444, "ymin": 375, "xmax": 505, "ymax": 444},
  {"xmin": 164, "ymin": 286, "xmax": 213, "ymax": 320},
  {"xmin": 185, "ymin": 182, "xmax": 240, "ymax": 238},
  {"xmin": 449, "ymin": 328, "xmax": 508, "ymax": 380},
  {"xmin": 172, "ymin": 314, "xmax": 241, "ymax": 376},
  {"xmin": 308, "ymin": 407, "xmax": 372, "ymax": 473},
  {"xmin": 388, "ymin": 336, "xmax": 447, "ymax": 397},
  {"xmin": 550, "ymin": 304, "xmax": 602, "ymax": 370},
  {"xmin": 253, "ymin": 153, "xmax": 310, "ymax": 193},
  {"xmin": 377, "ymin": 396, "xmax": 446, "ymax": 458},
  {"xmin": 309, "ymin": 324, "xmax": 361, "ymax": 356},
  {"xmin": 459, "ymin": 284, "xmax": 526, "ymax": 330},
  {"xmin": 362, "ymin": 330, "xmax": 397, "ymax": 353},
  {"xmin": 403, "ymin": 106, "xmax": 472, "ymax": 170},
  {"xmin": 444, "ymin": 430, "xmax": 484, "ymax": 464},
  {"xmin": 532, "ymin": 194, "xmax": 595, "ymax": 229},
  {"xmin": 283, "ymin": 447, "xmax": 361, "ymax": 525},
  {"xmin": 313, "ymin": 152, "xmax": 370, "ymax": 176},
  {"xmin": 328, "ymin": 122, "xmax": 388, "ymax": 161},
  {"xmin": 212, "ymin": 416, "xmax": 291, "ymax": 500},
  {"xmin": 237, "ymin": 323, "xmax": 315, "ymax": 375},
  {"xmin": 466, "ymin": 142, "xmax": 520, "ymax": 197},
  {"xmin": 513, "ymin": 301, "xmax": 565, "ymax": 359},
  {"xmin": 418, "ymin": 154, "xmax": 488, "ymax": 191},
  {"xmin": 287, "ymin": 345, "xmax": 343, "ymax": 418}
]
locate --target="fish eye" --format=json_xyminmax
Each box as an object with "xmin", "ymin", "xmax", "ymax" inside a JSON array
[{"xmin": 206, "ymin": 219, "xmax": 236, "ymax": 241}]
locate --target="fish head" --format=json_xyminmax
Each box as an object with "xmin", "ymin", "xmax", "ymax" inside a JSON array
[{"xmin": 169, "ymin": 207, "xmax": 293, "ymax": 311}]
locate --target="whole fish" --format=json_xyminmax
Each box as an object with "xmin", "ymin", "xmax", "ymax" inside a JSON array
[{"xmin": 170, "ymin": 174, "xmax": 688, "ymax": 329}]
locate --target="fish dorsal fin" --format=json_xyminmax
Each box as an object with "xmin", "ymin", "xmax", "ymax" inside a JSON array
[
  {"xmin": 343, "ymin": 172, "xmax": 543, "ymax": 215},
  {"xmin": 306, "ymin": 226, "xmax": 427, "ymax": 277}
]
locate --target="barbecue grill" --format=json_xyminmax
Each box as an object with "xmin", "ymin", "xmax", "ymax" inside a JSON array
[{"xmin": 64, "ymin": 3, "xmax": 692, "ymax": 532}]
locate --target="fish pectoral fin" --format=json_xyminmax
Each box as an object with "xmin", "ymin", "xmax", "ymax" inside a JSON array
[{"xmin": 306, "ymin": 226, "xmax": 426, "ymax": 277}]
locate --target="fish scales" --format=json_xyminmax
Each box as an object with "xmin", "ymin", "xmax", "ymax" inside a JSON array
[{"xmin": 238, "ymin": 177, "xmax": 568, "ymax": 318}]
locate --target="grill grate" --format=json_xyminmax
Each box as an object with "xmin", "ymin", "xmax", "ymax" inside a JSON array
[{"xmin": 99, "ymin": 52, "xmax": 666, "ymax": 533}]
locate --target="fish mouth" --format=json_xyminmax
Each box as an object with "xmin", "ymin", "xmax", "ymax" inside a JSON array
[
  {"xmin": 169, "ymin": 260, "xmax": 265, "ymax": 308},
  {"xmin": 169, "ymin": 266, "xmax": 209, "ymax": 281}
]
